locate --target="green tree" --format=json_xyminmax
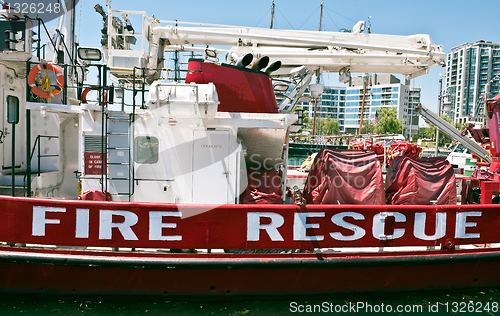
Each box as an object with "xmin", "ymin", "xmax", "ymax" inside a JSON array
[
  {"xmin": 439, "ymin": 115, "xmax": 453, "ymax": 145},
  {"xmin": 417, "ymin": 127, "xmax": 426, "ymax": 139},
  {"xmin": 373, "ymin": 107, "xmax": 403, "ymax": 134},
  {"xmin": 308, "ymin": 116, "xmax": 324, "ymax": 136},
  {"xmin": 424, "ymin": 127, "xmax": 436, "ymax": 140},
  {"xmin": 306, "ymin": 115, "xmax": 340, "ymax": 136},
  {"xmin": 418, "ymin": 126, "xmax": 436, "ymax": 139},
  {"xmin": 426, "ymin": 115, "xmax": 454, "ymax": 145},
  {"xmin": 360, "ymin": 119, "xmax": 374, "ymax": 134},
  {"xmin": 323, "ymin": 115, "xmax": 340, "ymax": 135},
  {"xmin": 455, "ymin": 121, "xmax": 467, "ymax": 131}
]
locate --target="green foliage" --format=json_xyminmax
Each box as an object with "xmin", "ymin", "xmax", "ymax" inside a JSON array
[
  {"xmin": 418, "ymin": 126, "xmax": 436, "ymax": 139},
  {"xmin": 439, "ymin": 115, "xmax": 453, "ymax": 144},
  {"xmin": 323, "ymin": 116, "xmax": 340, "ymax": 135},
  {"xmin": 441, "ymin": 115, "xmax": 452, "ymax": 124},
  {"xmin": 311, "ymin": 117, "xmax": 324, "ymax": 134},
  {"xmin": 424, "ymin": 115, "xmax": 457, "ymax": 145},
  {"xmin": 455, "ymin": 121, "xmax": 467, "ymax": 131},
  {"xmin": 360, "ymin": 119, "xmax": 374, "ymax": 134},
  {"xmin": 373, "ymin": 107, "xmax": 402, "ymax": 134},
  {"xmin": 305, "ymin": 114, "xmax": 340, "ymax": 136}
]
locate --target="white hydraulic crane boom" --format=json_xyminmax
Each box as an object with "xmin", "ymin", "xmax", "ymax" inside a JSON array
[
  {"xmin": 147, "ymin": 21, "xmax": 445, "ymax": 78},
  {"xmin": 101, "ymin": 6, "xmax": 444, "ymax": 79},
  {"xmin": 101, "ymin": 7, "xmax": 446, "ymax": 115}
]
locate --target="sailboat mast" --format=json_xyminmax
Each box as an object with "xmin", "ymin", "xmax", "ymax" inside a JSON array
[
  {"xmin": 319, "ymin": 0, "xmax": 323, "ymax": 31},
  {"xmin": 270, "ymin": 0, "xmax": 275, "ymax": 29},
  {"xmin": 311, "ymin": 0, "xmax": 324, "ymax": 138}
]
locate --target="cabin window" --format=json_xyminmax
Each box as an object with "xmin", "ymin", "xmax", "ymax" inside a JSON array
[
  {"xmin": 6, "ymin": 95, "xmax": 19, "ymax": 124},
  {"xmin": 134, "ymin": 136, "xmax": 159, "ymax": 164}
]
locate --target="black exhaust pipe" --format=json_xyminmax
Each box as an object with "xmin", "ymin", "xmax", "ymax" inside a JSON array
[
  {"xmin": 235, "ymin": 53, "xmax": 254, "ymax": 68},
  {"xmin": 265, "ymin": 60, "xmax": 282, "ymax": 74},
  {"xmin": 250, "ymin": 56, "xmax": 269, "ymax": 71}
]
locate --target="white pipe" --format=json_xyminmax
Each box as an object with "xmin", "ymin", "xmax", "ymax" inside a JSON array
[
  {"xmin": 165, "ymin": 44, "xmax": 434, "ymax": 61},
  {"xmin": 163, "ymin": 45, "xmax": 433, "ymax": 76},
  {"xmin": 146, "ymin": 31, "xmax": 160, "ymax": 68}
]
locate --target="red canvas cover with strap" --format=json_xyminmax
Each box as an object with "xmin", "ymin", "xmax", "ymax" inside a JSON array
[
  {"xmin": 303, "ymin": 149, "xmax": 385, "ymax": 205},
  {"xmin": 385, "ymin": 156, "xmax": 457, "ymax": 205},
  {"xmin": 240, "ymin": 170, "xmax": 283, "ymax": 204}
]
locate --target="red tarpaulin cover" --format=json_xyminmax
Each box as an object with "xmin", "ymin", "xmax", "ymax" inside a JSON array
[
  {"xmin": 385, "ymin": 156, "xmax": 457, "ymax": 205},
  {"xmin": 349, "ymin": 139, "xmax": 422, "ymax": 165},
  {"xmin": 78, "ymin": 190, "xmax": 112, "ymax": 201},
  {"xmin": 303, "ymin": 149, "xmax": 385, "ymax": 205},
  {"xmin": 240, "ymin": 170, "xmax": 283, "ymax": 204},
  {"xmin": 389, "ymin": 141, "xmax": 422, "ymax": 164}
]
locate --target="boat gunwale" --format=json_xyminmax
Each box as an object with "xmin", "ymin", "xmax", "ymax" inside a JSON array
[{"xmin": 0, "ymin": 245, "xmax": 499, "ymax": 269}]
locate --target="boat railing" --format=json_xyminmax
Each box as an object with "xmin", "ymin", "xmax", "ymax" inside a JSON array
[
  {"xmin": 25, "ymin": 61, "xmax": 109, "ymax": 107},
  {"xmin": 22, "ymin": 135, "xmax": 59, "ymax": 194},
  {"xmin": 25, "ymin": 62, "xmax": 191, "ymax": 109}
]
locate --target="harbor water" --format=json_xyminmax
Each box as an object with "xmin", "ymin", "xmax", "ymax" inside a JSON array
[{"xmin": 1, "ymin": 288, "xmax": 498, "ymax": 315}]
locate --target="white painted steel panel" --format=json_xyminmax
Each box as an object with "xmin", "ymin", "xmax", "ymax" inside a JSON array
[{"xmin": 192, "ymin": 130, "xmax": 230, "ymax": 204}]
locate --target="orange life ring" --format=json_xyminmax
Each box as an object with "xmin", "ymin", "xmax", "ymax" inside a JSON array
[
  {"xmin": 81, "ymin": 87, "xmax": 106, "ymax": 105},
  {"xmin": 81, "ymin": 87, "xmax": 92, "ymax": 104},
  {"xmin": 28, "ymin": 63, "xmax": 64, "ymax": 98}
]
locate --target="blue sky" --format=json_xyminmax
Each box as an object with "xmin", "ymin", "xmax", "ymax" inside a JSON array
[{"xmin": 71, "ymin": 0, "xmax": 500, "ymax": 113}]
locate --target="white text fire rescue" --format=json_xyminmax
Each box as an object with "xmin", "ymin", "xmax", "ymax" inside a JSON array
[{"xmin": 31, "ymin": 207, "xmax": 482, "ymax": 242}]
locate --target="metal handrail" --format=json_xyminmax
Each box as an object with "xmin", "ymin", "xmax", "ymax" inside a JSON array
[
  {"xmin": 29, "ymin": 135, "xmax": 59, "ymax": 175},
  {"xmin": 23, "ymin": 135, "xmax": 59, "ymax": 193}
]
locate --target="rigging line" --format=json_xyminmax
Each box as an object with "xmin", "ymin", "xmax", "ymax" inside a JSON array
[
  {"xmin": 323, "ymin": 8, "xmax": 340, "ymax": 31},
  {"xmin": 276, "ymin": 6, "xmax": 295, "ymax": 30},
  {"xmin": 255, "ymin": 5, "xmax": 272, "ymax": 28},
  {"xmin": 323, "ymin": 6, "xmax": 357, "ymax": 23},
  {"xmin": 297, "ymin": 5, "xmax": 320, "ymax": 30}
]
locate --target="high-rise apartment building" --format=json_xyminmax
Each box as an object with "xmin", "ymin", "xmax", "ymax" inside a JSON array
[
  {"xmin": 299, "ymin": 74, "xmax": 420, "ymax": 136},
  {"xmin": 345, "ymin": 74, "xmax": 419, "ymax": 136},
  {"xmin": 445, "ymin": 41, "xmax": 500, "ymax": 124},
  {"xmin": 301, "ymin": 87, "xmax": 347, "ymax": 132}
]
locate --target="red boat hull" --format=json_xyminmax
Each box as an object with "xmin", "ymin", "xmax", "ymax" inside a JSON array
[
  {"xmin": 0, "ymin": 247, "xmax": 499, "ymax": 296},
  {"xmin": 0, "ymin": 195, "xmax": 500, "ymax": 295}
]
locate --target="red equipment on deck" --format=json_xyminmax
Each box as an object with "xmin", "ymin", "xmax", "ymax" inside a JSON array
[
  {"xmin": 303, "ymin": 149, "xmax": 385, "ymax": 205},
  {"xmin": 385, "ymin": 156, "xmax": 457, "ymax": 205},
  {"xmin": 185, "ymin": 59, "xmax": 278, "ymax": 113},
  {"xmin": 240, "ymin": 170, "xmax": 283, "ymax": 204}
]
